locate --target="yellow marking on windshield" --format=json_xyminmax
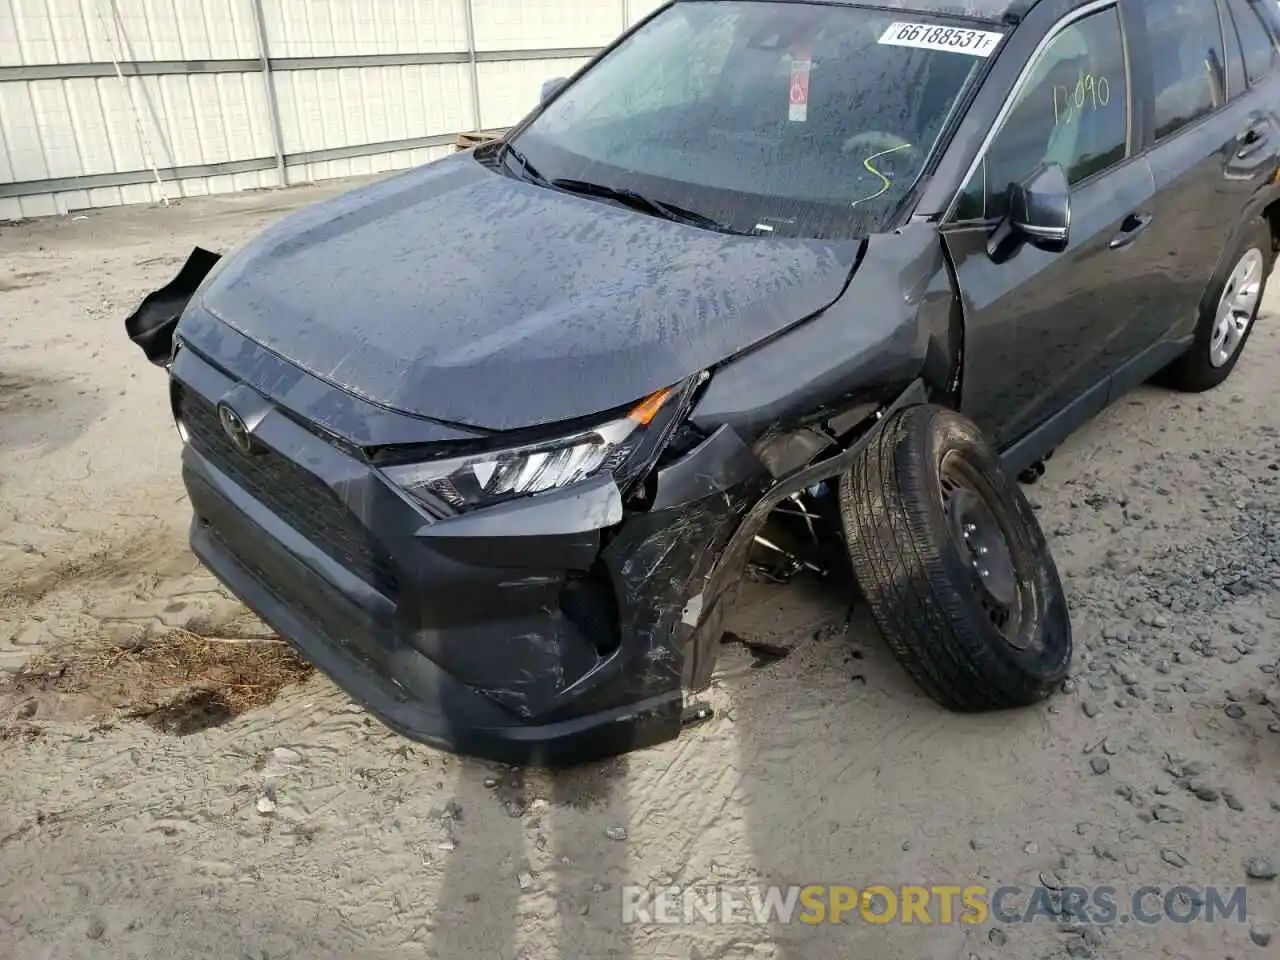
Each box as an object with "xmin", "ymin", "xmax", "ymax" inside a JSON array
[{"xmin": 850, "ymin": 142, "xmax": 913, "ymax": 208}]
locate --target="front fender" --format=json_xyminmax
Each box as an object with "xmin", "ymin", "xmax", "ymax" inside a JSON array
[
  {"xmin": 124, "ymin": 246, "xmax": 222, "ymax": 366},
  {"xmin": 688, "ymin": 223, "xmax": 956, "ymax": 441}
]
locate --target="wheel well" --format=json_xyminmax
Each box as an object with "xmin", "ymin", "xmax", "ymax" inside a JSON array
[{"xmin": 1265, "ymin": 199, "xmax": 1280, "ymax": 254}]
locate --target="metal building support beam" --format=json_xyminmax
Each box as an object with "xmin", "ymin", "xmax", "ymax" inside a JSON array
[
  {"xmin": 250, "ymin": 0, "xmax": 287, "ymax": 188},
  {"xmin": 461, "ymin": 0, "xmax": 485, "ymax": 132},
  {"xmin": 0, "ymin": 48, "xmax": 604, "ymax": 83}
]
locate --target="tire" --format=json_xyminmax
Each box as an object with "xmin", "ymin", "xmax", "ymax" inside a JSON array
[
  {"xmin": 1156, "ymin": 216, "xmax": 1274, "ymax": 392},
  {"xmin": 839, "ymin": 404, "xmax": 1072, "ymax": 711}
]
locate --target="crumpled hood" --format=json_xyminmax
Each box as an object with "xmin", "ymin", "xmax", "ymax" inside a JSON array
[{"xmin": 198, "ymin": 150, "xmax": 862, "ymax": 431}]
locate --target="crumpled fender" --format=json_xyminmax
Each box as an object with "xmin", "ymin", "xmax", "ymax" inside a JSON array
[{"xmin": 125, "ymin": 246, "xmax": 222, "ymax": 366}]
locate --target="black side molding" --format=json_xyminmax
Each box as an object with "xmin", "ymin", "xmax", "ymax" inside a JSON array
[{"xmin": 124, "ymin": 246, "xmax": 222, "ymax": 366}]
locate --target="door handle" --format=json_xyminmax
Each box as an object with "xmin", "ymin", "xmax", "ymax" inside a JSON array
[
  {"xmin": 1108, "ymin": 213, "xmax": 1153, "ymax": 250},
  {"xmin": 1237, "ymin": 123, "xmax": 1270, "ymax": 158}
]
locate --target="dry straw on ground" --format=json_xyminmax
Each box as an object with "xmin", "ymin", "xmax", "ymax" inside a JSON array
[{"xmin": 1, "ymin": 627, "xmax": 313, "ymax": 735}]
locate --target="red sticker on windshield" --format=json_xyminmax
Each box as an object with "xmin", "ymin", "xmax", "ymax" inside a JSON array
[{"xmin": 789, "ymin": 54, "xmax": 811, "ymax": 122}]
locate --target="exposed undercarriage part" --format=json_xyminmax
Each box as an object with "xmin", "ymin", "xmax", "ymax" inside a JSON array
[
  {"xmin": 1016, "ymin": 448, "xmax": 1054, "ymax": 485},
  {"xmin": 746, "ymin": 484, "xmax": 845, "ymax": 584}
]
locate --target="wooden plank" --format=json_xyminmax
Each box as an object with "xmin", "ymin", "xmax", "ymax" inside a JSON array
[{"xmin": 455, "ymin": 130, "xmax": 504, "ymax": 150}]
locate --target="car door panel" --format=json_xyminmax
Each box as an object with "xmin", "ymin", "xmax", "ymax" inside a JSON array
[
  {"xmin": 1142, "ymin": 104, "xmax": 1276, "ymax": 346},
  {"xmin": 1120, "ymin": 0, "xmax": 1280, "ymax": 358},
  {"xmin": 944, "ymin": 155, "xmax": 1157, "ymax": 450}
]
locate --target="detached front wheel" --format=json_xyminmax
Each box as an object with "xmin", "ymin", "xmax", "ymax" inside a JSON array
[{"xmin": 839, "ymin": 404, "xmax": 1071, "ymax": 711}]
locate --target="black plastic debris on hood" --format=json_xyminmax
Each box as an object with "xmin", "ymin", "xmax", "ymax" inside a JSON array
[{"xmin": 125, "ymin": 246, "xmax": 222, "ymax": 366}]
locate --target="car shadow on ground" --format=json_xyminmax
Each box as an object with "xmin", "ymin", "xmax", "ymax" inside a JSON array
[{"xmin": 425, "ymin": 569, "xmax": 936, "ymax": 958}]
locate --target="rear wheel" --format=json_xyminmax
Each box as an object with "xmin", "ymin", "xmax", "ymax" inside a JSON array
[
  {"xmin": 1156, "ymin": 217, "xmax": 1273, "ymax": 392},
  {"xmin": 839, "ymin": 404, "xmax": 1072, "ymax": 710}
]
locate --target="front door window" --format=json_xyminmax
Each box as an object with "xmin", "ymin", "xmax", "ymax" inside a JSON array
[{"xmin": 954, "ymin": 6, "xmax": 1130, "ymax": 221}]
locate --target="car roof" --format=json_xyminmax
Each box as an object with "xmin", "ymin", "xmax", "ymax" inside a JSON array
[{"xmin": 756, "ymin": 0, "xmax": 1043, "ymax": 25}]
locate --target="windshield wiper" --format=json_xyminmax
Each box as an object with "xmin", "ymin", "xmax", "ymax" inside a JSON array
[
  {"xmin": 548, "ymin": 178, "xmax": 743, "ymax": 234},
  {"xmin": 501, "ymin": 141, "xmax": 550, "ymax": 187}
]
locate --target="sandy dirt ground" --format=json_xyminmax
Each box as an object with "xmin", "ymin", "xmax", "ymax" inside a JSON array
[{"xmin": 1, "ymin": 183, "xmax": 1278, "ymax": 960}]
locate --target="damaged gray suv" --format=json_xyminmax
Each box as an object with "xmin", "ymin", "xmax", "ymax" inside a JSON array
[{"xmin": 128, "ymin": 0, "xmax": 1280, "ymax": 762}]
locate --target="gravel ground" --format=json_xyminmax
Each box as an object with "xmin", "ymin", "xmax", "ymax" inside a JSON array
[{"xmin": 1, "ymin": 182, "xmax": 1278, "ymax": 960}]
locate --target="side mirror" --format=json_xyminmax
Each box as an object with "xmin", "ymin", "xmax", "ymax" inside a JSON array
[
  {"xmin": 540, "ymin": 77, "xmax": 567, "ymax": 103},
  {"xmin": 1007, "ymin": 162, "xmax": 1070, "ymax": 252}
]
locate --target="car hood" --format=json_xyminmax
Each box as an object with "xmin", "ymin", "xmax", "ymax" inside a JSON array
[{"xmin": 197, "ymin": 150, "xmax": 862, "ymax": 432}]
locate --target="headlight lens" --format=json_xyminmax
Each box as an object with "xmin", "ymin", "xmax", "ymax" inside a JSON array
[{"xmin": 382, "ymin": 383, "xmax": 687, "ymax": 515}]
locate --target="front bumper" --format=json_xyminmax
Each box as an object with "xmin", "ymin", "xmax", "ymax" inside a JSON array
[{"xmin": 172, "ymin": 344, "xmax": 747, "ymax": 765}]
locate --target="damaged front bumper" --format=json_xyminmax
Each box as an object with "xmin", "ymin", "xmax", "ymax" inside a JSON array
[{"xmin": 171, "ymin": 337, "xmax": 763, "ymax": 765}]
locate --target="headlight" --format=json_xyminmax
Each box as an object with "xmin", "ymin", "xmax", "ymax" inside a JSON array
[{"xmin": 381, "ymin": 382, "xmax": 691, "ymax": 515}]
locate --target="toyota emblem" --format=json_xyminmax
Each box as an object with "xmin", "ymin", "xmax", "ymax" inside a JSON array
[{"xmin": 217, "ymin": 402, "xmax": 255, "ymax": 455}]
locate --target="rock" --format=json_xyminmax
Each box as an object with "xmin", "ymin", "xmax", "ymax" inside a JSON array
[
  {"xmin": 1225, "ymin": 704, "xmax": 1246, "ymax": 720},
  {"xmin": 1024, "ymin": 841, "xmax": 1039, "ymax": 855},
  {"xmin": 1191, "ymin": 783, "xmax": 1220, "ymax": 803},
  {"xmin": 1250, "ymin": 922, "xmax": 1273, "ymax": 947},
  {"xmin": 605, "ymin": 825, "xmax": 628, "ymax": 841},
  {"xmin": 1062, "ymin": 679, "xmax": 1077, "ymax": 694},
  {"xmin": 971, "ymin": 838, "xmax": 988, "ymax": 850},
  {"xmin": 1222, "ymin": 790, "xmax": 1244, "ymax": 812},
  {"xmin": 86, "ymin": 917, "xmax": 105, "ymax": 940},
  {"xmin": 1160, "ymin": 849, "xmax": 1189, "ymax": 868},
  {"xmin": 517, "ymin": 869, "xmax": 535, "ymax": 891},
  {"xmin": 902, "ymin": 839, "xmax": 912, "ymax": 851},
  {"xmin": 1153, "ymin": 805, "xmax": 1184, "ymax": 823},
  {"xmin": 1093, "ymin": 843, "xmax": 1117, "ymax": 861},
  {"xmin": 1082, "ymin": 701, "xmax": 1100, "ymax": 718},
  {"xmin": 484, "ymin": 778, "xmax": 499, "ymax": 789},
  {"xmin": 1090, "ymin": 758, "xmax": 1111, "ymax": 775},
  {"xmin": 271, "ymin": 746, "xmax": 302, "ymax": 766},
  {"xmin": 505, "ymin": 800, "xmax": 526, "ymax": 818},
  {"xmin": 1245, "ymin": 856, "xmax": 1277, "ymax": 880},
  {"xmin": 988, "ymin": 928, "xmax": 1007, "ymax": 946},
  {"xmin": 256, "ymin": 795, "xmax": 277, "ymax": 815},
  {"xmin": 1040, "ymin": 871, "xmax": 1065, "ymax": 890}
]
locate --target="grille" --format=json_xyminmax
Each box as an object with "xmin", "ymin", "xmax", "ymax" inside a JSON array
[{"xmin": 178, "ymin": 387, "xmax": 398, "ymax": 591}]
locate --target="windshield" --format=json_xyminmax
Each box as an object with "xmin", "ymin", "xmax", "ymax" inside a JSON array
[{"xmin": 509, "ymin": 1, "xmax": 1003, "ymax": 239}]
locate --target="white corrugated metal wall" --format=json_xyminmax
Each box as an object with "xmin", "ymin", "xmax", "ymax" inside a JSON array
[{"xmin": 0, "ymin": 0, "xmax": 665, "ymax": 220}]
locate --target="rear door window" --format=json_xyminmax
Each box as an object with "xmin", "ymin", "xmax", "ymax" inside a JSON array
[
  {"xmin": 1132, "ymin": 0, "xmax": 1227, "ymax": 139},
  {"xmin": 1226, "ymin": 0, "xmax": 1280, "ymax": 83}
]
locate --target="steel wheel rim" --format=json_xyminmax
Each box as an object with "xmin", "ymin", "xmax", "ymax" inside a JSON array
[
  {"xmin": 939, "ymin": 453, "xmax": 1030, "ymax": 648},
  {"xmin": 1209, "ymin": 248, "xmax": 1264, "ymax": 368}
]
